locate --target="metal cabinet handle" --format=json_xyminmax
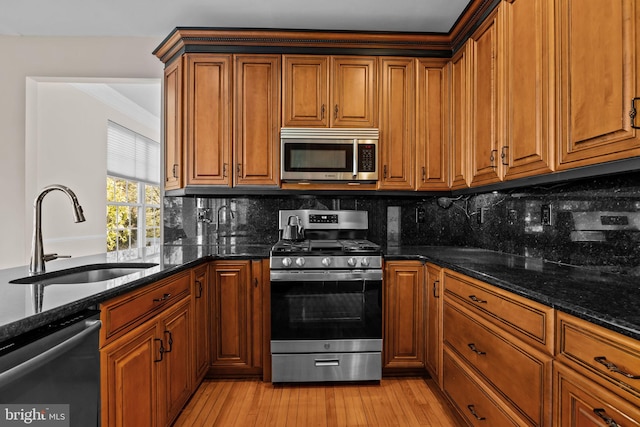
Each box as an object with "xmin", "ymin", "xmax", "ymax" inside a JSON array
[
  {"xmin": 237, "ymin": 163, "xmax": 242, "ymax": 177},
  {"xmin": 467, "ymin": 405, "xmax": 486, "ymax": 421},
  {"xmin": 172, "ymin": 164, "xmax": 178, "ymax": 178},
  {"xmin": 153, "ymin": 293, "xmax": 171, "ymax": 303},
  {"xmin": 594, "ymin": 356, "xmax": 640, "ymax": 379},
  {"xmin": 195, "ymin": 279, "xmax": 203, "ymax": 298},
  {"xmin": 490, "ymin": 149, "xmax": 497, "ymax": 168},
  {"xmin": 321, "ymin": 104, "xmax": 325, "ymax": 119},
  {"xmin": 422, "ymin": 166, "xmax": 426, "ymax": 182},
  {"xmin": 593, "ymin": 408, "xmax": 620, "ymax": 427},
  {"xmin": 154, "ymin": 338, "xmax": 165, "ymax": 362},
  {"xmin": 223, "ymin": 163, "xmax": 228, "ymax": 178},
  {"xmin": 500, "ymin": 146, "xmax": 509, "ymax": 166},
  {"xmin": 164, "ymin": 330, "xmax": 173, "ymax": 353},
  {"xmin": 631, "ymin": 97, "xmax": 640, "ymax": 129},
  {"xmin": 469, "ymin": 295, "xmax": 487, "ymax": 304},
  {"xmin": 468, "ymin": 343, "xmax": 486, "ymax": 355},
  {"xmin": 433, "ymin": 280, "xmax": 439, "ymax": 298},
  {"xmin": 334, "ymin": 104, "xmax": 339, "ymax": 119},
  {"xmin": 254, "ymin": 278, "xmax": 259, "ymax": 288},
  {"xmin": 383, "ymin": 165, "xmax": 388, "ymax": 179}
]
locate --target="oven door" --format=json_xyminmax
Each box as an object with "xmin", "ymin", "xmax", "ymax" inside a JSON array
[{"xmin": 270, "ymin": 270, "xmax": 382, "ymax": 346}]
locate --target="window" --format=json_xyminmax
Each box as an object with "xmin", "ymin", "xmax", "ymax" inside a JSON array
[{"xmin": 106, "ymin": 121, "xmax": 160, "ymax": 261}]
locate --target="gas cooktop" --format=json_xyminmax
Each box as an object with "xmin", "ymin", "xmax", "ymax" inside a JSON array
[{"xmin": 271, "ymin": 239, "xmax": 381, "ymax": 254}]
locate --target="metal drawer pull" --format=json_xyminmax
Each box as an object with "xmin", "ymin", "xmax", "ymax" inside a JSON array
[
  {"xmin": 315, "ymin": 359, "xmax": 340, "ymax": 367},
  {"xmin": 154, "ymin": 338, "xmax": 165, "ymax": 363},
  {"xmin": 467, "ymin": 405, "xmax": 486, "ymax": 421},
  {"xmin": 594, "ymin": 356, "xmax": 640, "ymax": 379},
  {"xmin": 153, "ymin": 293, "xmax": 171, "ymax": 302},
  {"xmin": 631, "ymin": 97, "xmax": 640, "ymax": 129},
  {"xmin": 433, "ymin": 280, "xmax": 439, "ymax": 298},
  {"xmin": 164, "ymin": 330, "xmax": 173, "ymax": 353},
  {"xmin": 469, "ymin": 295, "xmax": 487, "ymax": 304},
  {"xmin": 593, "ymin": 408, "xmax": 619, "ymax": 427},
  {"xmin": 468, "ymin": 343, "xmax": 486, "ymax": 355}
]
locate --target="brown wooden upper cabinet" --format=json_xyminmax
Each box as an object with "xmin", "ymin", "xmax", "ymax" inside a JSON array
[
  {"xmin": 282, "ymin": 55, "xmax": 377, "ymax": 128},
  {"xmin": 449, "ymin": 45, "xmax": 471, "ymax": 190},
  {"xmin": 169, "ymin": 53, "xmax": 280, "ymax": 188},
  {"xmin": 555, "ymin": 0, "xmax": 640, "ymax": 169}
]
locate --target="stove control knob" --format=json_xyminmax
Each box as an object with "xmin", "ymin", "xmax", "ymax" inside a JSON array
[
  {"xmin": 281, "ymin": 257, "xmax": 293, "ymax": 267},
  {"xmin": 361, "ymin": 257, "xmax": 370, "ymax": 267},
  {"xmin": 347, "ymin": 257, "xmax": 358, "ymax": 267},
  {"xmin": 321, "ymin": 257, "xmax": 332, "ymax": 267},
  {"xmin": 295, "ymin": 257, "xmax": 306, "ymax": 267}
]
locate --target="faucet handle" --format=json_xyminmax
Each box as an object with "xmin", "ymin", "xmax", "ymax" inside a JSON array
[{"xmin": 43, "ymin": 253, "xmax": 72, "ymax": 262}]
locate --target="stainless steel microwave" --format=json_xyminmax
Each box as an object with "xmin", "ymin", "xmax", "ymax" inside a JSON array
[{"xmin": 280, "ymin": 128, "xmax": 379, "ymax": 182}]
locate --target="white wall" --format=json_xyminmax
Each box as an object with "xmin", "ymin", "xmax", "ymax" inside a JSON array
[{"xmin": 0, "ymin": 36, "xmax": 163, "ymax": 269}]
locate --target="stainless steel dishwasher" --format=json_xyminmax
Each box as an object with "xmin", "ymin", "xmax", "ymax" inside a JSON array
[{"xmin": 0, "ymin": 310, "xmax": 101, "ymax": 426}]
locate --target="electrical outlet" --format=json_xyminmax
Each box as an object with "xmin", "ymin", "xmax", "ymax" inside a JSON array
[
  {"xmin": 476, "ymin": 207, "xmax": 486, "ymax": 225},
  {"xmin": 541, "ymin": 204, "xmax": 552, "ymax": 226},
  {"xmin": 415, "ymin": 206, "xmax": 426, "ymax": 223}
]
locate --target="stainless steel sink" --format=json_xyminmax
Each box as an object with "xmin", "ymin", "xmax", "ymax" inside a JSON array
[{"xmin": 10, "ymin": 263, "xmax": 158, "ymax": 285}]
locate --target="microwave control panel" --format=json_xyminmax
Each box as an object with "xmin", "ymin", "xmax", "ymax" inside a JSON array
[{"xmin": 358, "ymin": 144, "xmax": 376, "ymax": 172}]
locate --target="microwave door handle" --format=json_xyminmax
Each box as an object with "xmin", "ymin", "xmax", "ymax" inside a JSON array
[{"xmin": 353, "ymin": 139, "xmax": 358, "ymax": 177}]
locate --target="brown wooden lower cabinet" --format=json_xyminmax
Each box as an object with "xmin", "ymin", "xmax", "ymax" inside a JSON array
[
  {"xmin": 554, "ymin": 361, "xmax": 640, "ymax": 427},
  {"xmin": 192, "ymin": 264, "xmax": 210, "ymax": 383},
  {"xmin": 208, "ymin": 259, "xmax": 265, "ymax": 377}
]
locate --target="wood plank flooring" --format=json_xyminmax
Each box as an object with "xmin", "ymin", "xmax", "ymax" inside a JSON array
[{"xmin": 173, "ymin": 377, "xmax": 462, "ymax": 426}]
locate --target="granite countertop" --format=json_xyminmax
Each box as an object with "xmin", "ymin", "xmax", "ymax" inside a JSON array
[
  {"xmin": 0, "ymin": 244, "xmax": 271, "ymax": 343},
  {"xmin": 1, "ymin": 244, "xmax": 638, "ymax": 345},
  {"xmin": 385, "ymin": 246, "xmax": 640, "ymax": 341}
]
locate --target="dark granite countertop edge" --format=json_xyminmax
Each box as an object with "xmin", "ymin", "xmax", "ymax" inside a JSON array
[{"xmin": 384, "ymin": 250, "xmax": 640, "ymax": 341}]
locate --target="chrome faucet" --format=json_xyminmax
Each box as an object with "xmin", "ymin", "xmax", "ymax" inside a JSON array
[
  {"xmin": 215, "ymin": 204, "xmax": 235, "ymax": 242},
  {"xmin": 30, "ymin": 184, "xmax": 86, "ymax": 274}
]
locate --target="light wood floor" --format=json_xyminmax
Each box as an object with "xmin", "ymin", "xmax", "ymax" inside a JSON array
[{"xmin": 173, "ymin": 377, "xmax": 462, "ymax": 426}]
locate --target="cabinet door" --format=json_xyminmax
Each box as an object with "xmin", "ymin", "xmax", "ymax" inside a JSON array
[
  {"xmin": 101, "ymin": 321, "xmax": 159, "ymax": 427},
  {"xmin": 555, "ymin": 362, "xmax": 640, "ymax": 427},
  {"xmin": 234, "ymin": 55, "xmax": 281, "ymax": 186},
  {"xmin": 502, "ymin": 0, "xmax": 554, "ymax": 180},
  {"xmin": 425, "ymin": 264, "xmax": 443, "ymax": 386},
  {"xmin": 331, "ymin": 56, "xmax": 377, "ymax": 127},
  {"xmin": 192, "ymin": 264, "xmax": 209, "ymax": 383},
  {"xmin": 416, "ymin": 59, "xmax": 449, "ymax": 191},
  {"xmin": 383, "ymin": 261, "xmax": 425, "ymax": 371},
  {"xmin": 282, "ymin": 55, "xmax": 329, "ymax": 127},
  {"xmin": 160, "ymin": 298, "xmax": 193, "ymax": 427},
  {"xmin": 164, "ymin": 58, "xmax": 183, "ymax": 191},
  {"xmin": 210, "ymin": 261, "xmax": 252, "ymax": 371},
  {"xmin": 378, "ymin": 57, "xmax": 416, "ymax": 190},
  {"xmin": 556, "ymin": 0, "xmax": 640, "ymax": 169},
  {"xmin": 185, "ymin": 54, "xmax": 232, "ymax": 186},
  {"xmin": 469, "ymin": 8, "xmax": 503, "ymax": 187},
  {"xmin": 450, "ymin": 45, "xmax": 471, "ymax": 190}
]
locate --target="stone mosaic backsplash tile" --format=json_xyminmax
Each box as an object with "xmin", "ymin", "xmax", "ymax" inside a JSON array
[{"xmin": 164, "ymin": 171, "xmax": 640, "ymax": 274}]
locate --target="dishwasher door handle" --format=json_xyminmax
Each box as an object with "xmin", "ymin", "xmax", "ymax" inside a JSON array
[{"xmin": 0, "ymin": 319, "xmax": 101, "ymax": 386}]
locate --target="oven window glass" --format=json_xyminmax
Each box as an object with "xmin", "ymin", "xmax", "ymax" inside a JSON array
[
  {"xmin": 284, "ymin": 142, "xmax": 353, "ymax": 172},
  {"xmin": 271, "ymin": 280, "xmax": 382, "ymax": 340}
]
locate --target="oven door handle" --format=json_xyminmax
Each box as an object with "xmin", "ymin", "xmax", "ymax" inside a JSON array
[
  {"xmin": 270, "ymin": 270, "xmax": 383, "ymax": 282},
  {"xmin": 315, "ymin": 359, "xmax": 340, "ymax": 367}
]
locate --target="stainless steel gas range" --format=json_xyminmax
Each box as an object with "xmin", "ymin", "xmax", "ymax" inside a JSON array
[{"xmin": 270, "ymin": 209, "xmax": 383, "ymax": 383}]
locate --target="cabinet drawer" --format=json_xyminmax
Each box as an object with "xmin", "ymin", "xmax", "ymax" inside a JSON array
[
  {"xmin": 557, "ymin": 311, "xmax": 640, "ymax": 402},
  {"xmin": 101, "ymin": 271, "xmax": 191, "ymax": 344},
  {"xmin": 444, "ymin": 270, "xmax": 554, "ymax": 354},
  {"xmin": 443, "ymin": 350, "xmax": 522, "ymax": 426},
  {"xmin": 554, "ymin": 361, "xmax": 640, "ymax": 427},
  {"xmin": 444, "ymin": 300, "xmax": 552, "ymax": 426}
]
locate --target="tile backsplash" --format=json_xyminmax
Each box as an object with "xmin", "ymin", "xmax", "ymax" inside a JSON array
[{"xmin": 164, "ymin": 171, "xmax": 640, "ymax": 275}]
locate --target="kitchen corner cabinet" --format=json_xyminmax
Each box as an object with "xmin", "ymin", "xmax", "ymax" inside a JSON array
[
  {"xmin": 501, "ymin": 0, "xmax": 555, "ymax": 180},
  {"xmin": 163, "ymin": 58, "xmax": 184, "ymax": 191},
  {"xmin": 383, "ymin": 261, "xmax": 425, "ymax": 373},
  {"xmin": 378, "ymin": 57, "xmax": 416, "ymax": 191},
  {"xmin": 449, "ymin": 44, "xmax": 471, "ymax": 190},
  {"xmin": 555, "ymin": 0, "xmax": 640, "ymax": 169},
  {"xmin": 100, "ymin": 271, "xmax": 193, "ymax": 427},
  {"xmin": 425, "ymin": 263, "xmax": 443, "ymax": 386},
  {"xmin": 415, "ymin": 59, "xmax": 450, "ymax": 191},
  {"xmin": 209, "ymin": 259, "xmax": 265, "ymax": 377},
  {"xmin": 282, "ymin": 55, "xmax": 377, "ymax": 128},
  {"xmin": 192, "ymin": 263, "xmax": 210, "ymax": 383}
]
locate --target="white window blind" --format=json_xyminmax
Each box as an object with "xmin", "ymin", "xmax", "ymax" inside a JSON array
[{"xmin": 107, "ymin": 121, "xmax": 160, "ymax": 184}]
